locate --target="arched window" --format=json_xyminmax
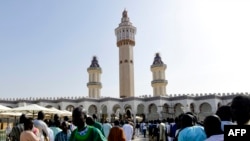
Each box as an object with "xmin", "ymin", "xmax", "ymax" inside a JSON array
[{"xmin": 66, "ymin": 105, "xmax": 75, "ymax": 112}]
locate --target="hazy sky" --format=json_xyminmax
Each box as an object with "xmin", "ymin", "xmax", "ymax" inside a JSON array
[{"xmin": 1, "ymin": 0, "xmax": 250, "ymax": 99}]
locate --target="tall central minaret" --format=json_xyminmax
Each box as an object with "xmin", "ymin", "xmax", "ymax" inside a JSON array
[{"xmin": 115, "ymin": 10, "xmax": 136, "ymax": 98}]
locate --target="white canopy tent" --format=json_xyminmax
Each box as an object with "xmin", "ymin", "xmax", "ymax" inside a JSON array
[
  {"xmin": 60, "ymin": 110, "xmax": 72, "ymax": 117},
  {"xmin": 8, "ymin": 104, "xmax": 54, "ymax": 116},
  {"xmin": 0, "ymin": 112, "xmax": 22, "ymax": 117},
  {"xmin": 0, "ymin": 105, "xmax": 11, "ymax": 112},
  {"xmin": 47, "ymin": 107, "xmax": 72, "ymax": 117}
]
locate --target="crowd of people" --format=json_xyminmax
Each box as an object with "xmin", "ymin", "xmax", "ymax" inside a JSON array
[
  {"xmin": 140, "ymin": 95, "xmax": 250, "ymax": 141},
  {"xmin": 4, "ymin": 95, "xmax": 250, "ymax": 141}
]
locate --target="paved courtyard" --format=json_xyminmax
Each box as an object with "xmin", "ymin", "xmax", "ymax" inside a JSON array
[{"xmin": 133, "ymin": 134, "xmax": 149, "ymax": 141}]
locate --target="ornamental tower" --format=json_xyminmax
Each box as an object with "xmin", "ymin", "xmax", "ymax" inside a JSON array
[
  {"xmin": 115, "ymin": 10, "xmax": 136, "ymax": 98},
  {"xmin": 87, "ymin": 56, "xmax": 102, "ymax": 98},
  {"xmin": 151, "ymin": 53, "xmax": 168, "ymax": 96}
]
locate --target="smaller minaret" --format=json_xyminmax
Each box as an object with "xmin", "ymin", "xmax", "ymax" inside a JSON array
[
  {"xmin": 151, "ymin": 53, "xmax": 168, "ymax": 96},
  {"xmin": 87, "ymin": 56, "xmax": 102, "ymax": 98}
]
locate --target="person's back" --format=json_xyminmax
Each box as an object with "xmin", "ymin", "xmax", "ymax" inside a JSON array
[
  {"xmin": 93, "ymin": 121, "xmax": 105, "ymax": 136},
  {"xmin": 102, "ymin": 120, "xmax": 112, "ymax": 138},
  {"xmin": 86, "ymin": 116, "xmax": 105, "ymax": 136},
  {"xmin": 216, "ymin": 105, "xmax": 234, "ymax": 131},
  {"xmin": 168, "ymin": 118, "xmax": 176, "ymax": 140},
  {"xmin": 178, "ymin": 125, "xmax": 206, "ymax": 141},
  {"xmin": 50, "ymin": 118, "xmax": 62, "ymax": 138},
  {"xmin": 10, "ymin": 123, "xmax": 24, "ymax": 141},
  {"xmin": 9, "ymin": 114, "xmax": 26, "ymax": 141},
  {"xmin": 178, "ymin": 114, "xmax": 207, "ymax": 141},
  {"xmin": 152, "ymin": 121, "xmax": 159, "ymax": 138},
  {"xmin": 108, "ymin": 120, "xmax": 126, "ymax": 141},
  {"xmin": 6, "ymin": 124, "xmax": 12, "ymax": 137},
  {"xmin": 159, "ymin": 122, "xmax": 166, "ymax": 141},
  {"xmin": 33, "ymin": 119, "xmax": 48, "ymax": 132},
  {"xmin": 170, "ymin": 122, "xmax": 176, "ymax": 138},
  {"xmin": 141, "ymin": 122, "xmax": 147, "ymax": 138},
  {"xmin": 33, "ymin": 111, "xmax": 50, "ymax": 141},
  {"xmin": 231, "ymin": 95, "xmax": 250, "ymax": 125},
  {"xmin": 46, "ymin": 127, "xmax": 54, "ymax": 141},
  {"xmin": 148, "ymin": 122, "xmax": 153, "ymax": 138},
  {"xmin": 122, "ymin": 121, "xmax": 133, "ymax": 141},
  {"xmin": 20, "ymin": 118, "xmax": 40, "ymax": 141},
  {"xmin": 204, "ymin": 115, "xmax": 224, "ymax": 141},
  {"xmin": 50, "ymin": 126, "xmax": 62, "ymax": 138}
]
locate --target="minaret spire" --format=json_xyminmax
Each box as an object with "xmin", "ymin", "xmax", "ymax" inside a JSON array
[
  {"xmin": 151, "ymin": 53, "xmax": 168, "ymax": 96},
  {"xmin": 115, "ymin": 10, "xmax": 136, "ymax": 98},
  {"xmin": 87, "ymin": 56, "xmax": 102, "ymax": 98},
  {"xmin": 120, "ymin": 9, "xmax": 132, "ymax": 26}
]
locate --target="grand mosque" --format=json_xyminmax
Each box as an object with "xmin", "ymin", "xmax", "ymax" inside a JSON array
[{"xmin": 0, "ymin": 10, "xmax": 245, "ymax": 122}]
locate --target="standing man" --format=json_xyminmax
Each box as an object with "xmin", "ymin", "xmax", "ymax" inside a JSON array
[
  {"xmin": 108, "ymin": 120, "xmax": 126, "ymax": 141},
  {"xmin": 141, "ymin": 121, "xmax": 147, "ymax": 138},
  {"xmin": 20, "ymin": 118, "xmax": 40, "ymax": 141},
  {"xmin": 135, "ymin": 122, "xmax": 140, "ymax": 137},
  {"xmin": 231, "ymin": 95, "xmax": 250, "ymax": 125},
  {"xmin": 33, "ymin": 111, "xmax": 50, "ymax": 141},
  {"xmin": 215, "ymin": 105, "xmax": 235, "ymax": 131},
  {"xmin": 69, "ymin": 107, "xmax": 106, "ymax": 141},
  {"xmin": 92, "ymin": 114, "xmax": 105, "ymax": 136},
  {"xmin": 102, "ymin": 119, "xmax": 112, "ymax": 138},
  {"xmin": 55, "ymin": 121, "xmax": 71, "ymax": 141},
  {"xmin": 159, "ymin": 120, "xmax": 166, "ymax": 141},
  {"xmin": 122, "ymin": 120, "xmax": 134, "ymax": 141},
  {"xmin": 9, "ymin": 114, "xmax": 26, "ymax": 141}
]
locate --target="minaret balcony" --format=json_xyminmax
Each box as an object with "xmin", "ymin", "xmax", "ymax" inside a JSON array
[
  {"xmin": 151, "ymin": 80, "xmax": 168, "ymax": 85},
  {"xmin": 87, "ymin": 67, "xmax": 102, "ymax": 72},
  {"xmin": 87, "ymin": 82, "xmax": 102, "ymax": 87},
  {"xmin": 151, "ymin": 64, "xmax": 167, "ymax": 69},
  {"xmin": 87, "ymin": 67, "xmax": 102, "ymax": 73},
  {"xmin": 116, "ymin": 39, "xmax": 135, "ymax": 46}
]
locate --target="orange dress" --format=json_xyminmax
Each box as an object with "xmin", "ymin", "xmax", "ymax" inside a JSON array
[{"xmin": 108, "ymin": 126, "xmax": 126, "ymax": 141}]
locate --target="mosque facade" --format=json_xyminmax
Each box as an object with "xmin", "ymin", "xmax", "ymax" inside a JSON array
[{"xmin": 0, "ymin": 10, "xmax": 246, "ymax": 122}]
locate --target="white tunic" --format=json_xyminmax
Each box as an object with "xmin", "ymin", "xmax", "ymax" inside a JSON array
[{"xmin": 122, "ymin": 124, "xmax": 133, "ymax": 141}]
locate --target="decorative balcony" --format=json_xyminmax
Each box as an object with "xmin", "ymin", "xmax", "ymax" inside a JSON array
[
  {"xmin": 151, "ymin": 80, "xmax": 168, "ymax": 85},
  {"xmin": 87, "ymin": 82, "xmax": 102, "ymax": 87}
]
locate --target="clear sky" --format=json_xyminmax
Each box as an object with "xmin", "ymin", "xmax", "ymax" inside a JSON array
[{"xmin": 1, "ymin": 0, "xmax": 250, "ymax": 99}]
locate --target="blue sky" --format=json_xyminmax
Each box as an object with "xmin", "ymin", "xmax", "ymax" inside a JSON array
[{"xmin": 1, "ymin": 0, "xmax": 250, "ymax": 99}]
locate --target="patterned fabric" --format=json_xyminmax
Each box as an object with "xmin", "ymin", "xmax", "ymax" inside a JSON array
[
  {"xmin": 55, "ymin": 131, "xmax": 71, "ymax": 141},
  {"xmin": 69, "ymin": 126, "xmax": 106, "ymax": 141},
  {"xmin": 9, "ymin": 124, "xmax": 24, "ymax": 141}
]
